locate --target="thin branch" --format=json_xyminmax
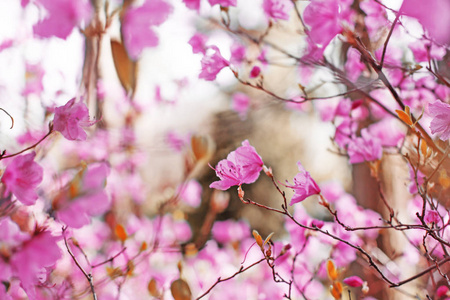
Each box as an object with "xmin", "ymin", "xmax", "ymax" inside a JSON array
[
  {"xmin": 0, "ymin": 108, "xmax": 14, "ymax": 129},
  {"xmin": 0, "ymin": 126, "xmax": 53, "ymax": 159}
]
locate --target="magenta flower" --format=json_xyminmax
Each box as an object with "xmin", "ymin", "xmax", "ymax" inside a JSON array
[
  {"xmin": 33, "ymin": 0, "xmax": 92, "ymax": 40},
  {"xmin": 400, "ymin": 0, "xmax": 450, "ymax": 45},
  {"xmin": 1, "ymin": 152, "xmax": 43, "ymax": 206},
  {"xmin": 231, "ymin": 92, "xmax": 250, "ymax": 120},
  {"xmin": 10, "ymin": 230, "xmax": 61, "ymax": 292},
  {"xmin": 263, "ymin": 0, "xmax": 293, "ymax": 21},
  {"xmin": 53, "ymin": 98, "xmax": 94, "ymax": 141},
  {"xmin": 208, "ymin": 0, "xmax": 237, "ymax": 7},
  {"xmin": 183, "ymin": 0, "xmax": 201, "ymax": 11},
  {"xmin": 429, "ymin": 100, "xmax": 450, "ymax": 141},
  {"xmin": 347, "ymin": 129, "xmax": 383, "ymax": 164},
  {"xmin": 55, "ymin": 162, "xmax": 110, "ymax": 228},
  {"xmin": 177, "ymin": 180, "xmax": 202, "ymax": 207},
  {"xmin": 199, "ymin": 46, "xmax": 230, "ymax": 81},
  {"xmin": 343, "ymin": 276, "xmax": 364, "ymax": 287},
  {"xmin": 286, "ymin": 162, "xmax": 321, "ymax": 205},
  {"xmin": 210, "ymin": 140, "xmax": 264, "ymax": 190},
  {"xmin": 122, "ymin": 0, "xmax": 173, "ymax": 59},
  {"xmin": 303, "ymin": 0, "xmax": 352, "ymax": 47},
  {"xmin": 188, "ymin": 33, "xmax": 208, "ymax": 54}
]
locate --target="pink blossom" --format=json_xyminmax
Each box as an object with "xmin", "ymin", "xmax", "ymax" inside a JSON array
[
  {"xmin": 343, "ymin": 275, "xmax": 364, "ymax": 287},
  {"xmin": 178, "ymin": 180, "xmax": 202, "ymax": 207},
  {"xmin": 183, "ymin": 0, "xmax": 201, "ymax": 11},
  {"xmin": 367, "ymin": 118, "xmax": 405, "ymax": 147},
  {"xmin": 53, "ymin": 98, "xmax": 93, "ymax": 141},
  {"xmin": 230, "ymin": 43, "xmax": 246, "ymax": 65},
  {"xmin": 1, "ymin": 152, "xmax": 43, "ymax": 206},
  {"xmin": 189, "ymin": 33, "xmax": 208, "ymax": 54},
  {"xmin": 347, "ymin": 129, "xmax": 383, "ymax": 164},
  {"xmin": 55, "ymin": 162, "xmax": 110, "ymax": 228},
  {"xmin": 231, "ymin": 92, "xmax": 250, "ymax": 120},
  {"xmin": 33, "ymin": 0, "xmax": 92, "ymax": 40},
  {"xmin": 424, "ymin": 210, "xmax": 440, "ymax": 225},
  {"xmin": 429, "ymin": 100, "xmax": 450, "ymax": 141},
  {"xmin": 409, "ymin": 40, "xmax": 446, "ymax": 63},
  {"xmin": 249, "ymin": 66, "xmax": 261, "ymax": 78},
  {"xmin": 303, "ymin": 0, "xmax": 351, "ymax": 47},
  {"xmin": 165, "ymin": 130, "xmax": 190, "ymax": 152},
  {"xmin": 437, "ymin": 285, "xmax": 449, "ymax": 297},
  {"xmin": 400, "ymin": 0, "xmax": 450, "ymax": 45},
  {"xmin": 122, "ymin": 0, "xmax": 173, "ymax": 59},
  {"xmin": 10, "ymin": 230, "xmax": 61, "ymax": 291},
  {"xmin": 345, "ymin": 48, "xmax": 365, "ymax": 82},
  {"xmin": 262, "ymin": 0, "xmax": 293, "ymax": 21},
  {"xmin": 199, "ymin": 46, "xmax": 229, "ymax": 81},
  {"xmin": 208, "ymin": 0, "xmax": 237, "ymax": 7},
  {"xmin": 0, "ymin": 39, "xmax": 14, "ymax": 52},
  {"xmin": 334, "ymin": 117, "xmax": 357, "ymax": 148},
  {"xmin": 210, "ymin": 140, "xmax": 264, "ymax": 190},
  {"xmin": 286, "ymin": 162, "xmax": 321, "ymax": 205},
  {"xmin": 22, "ymin": 63, "xmax": 45, "ymax": 96},
  {"xmin": 212, "ymin": 220, "xmax": 250, "ymax": 244}
]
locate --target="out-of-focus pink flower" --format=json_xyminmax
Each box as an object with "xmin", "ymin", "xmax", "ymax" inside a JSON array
[
  {"xmin": 345, "ymin": 48, "xmax": 365, "ymax": 81},
  {"xmin": 10, "ymin": 230, "xmax": 61, "ymax": 291},
  {"xmin": 122, "ymin": 0, "xmax": 173, "ymax": 59},
  {"xmin": 343, "ymin": 275, "xmax": 364, "ymax": 287},
  {"xmin": 429, "ymin": 100, "xmax": 450, "ymax": 141},
  {"xmin": 33, "ymin": 0, "xmax": 92, "ymax": 39},
  {"xmin": 0, "ymin": 39, "xmax": 14, "ymax": 52},
  {"xmin": 199, "ymin": 46, "xmax": 229, "ymax": 81},
  {"xmin": 1, "ymin": 152, "xmax": 43, "ymax": 206},
  {"xmin": 437, "ymin": 285, "xmax": 449, "ymax": 297},
  {"xmin": 286, "ymin": 162, "xmax": 321, "ymax": 205},
  {"xmin": 230, "ymin": 43, "xmax": 246, "ymax": 65},
  {"xmin": 178, "ymin": 180, "xmax": 202, "ymax": 207},
  {"xmin": 347, "ymin": 129, "xmax": 383, "ymax": 164},
  {"xmin": 22, "ymin": 63, "xmax": 45, "ymax": 96},
  {"xmin": 334, "ymin": 117, "xmax": 357, "ymax": 148},
  {"xmin": 263, "ymin": 0, "xmax": 293, "ymax": 20},
  {"xmin": 303, "ymin": 0, "xmax": 351, "ymax": 47},
  {"xmin": 212, "ymin": 220, "xmax": 250, "ymax": 244},
  {"xmin": 231, "ymin": 92, "xmax": 250, "ymax": 120},
  {"xmin": 400, "ymin": 0, "xmax": 450, "ymax": 45},
  {"xmin": 210, "ymin": 140, "xmax": 264, "ymax": 190},
  {"xmin": 249, "ymin": 66, "xmax": 261, "ymax": 78},
  {"xmin": 183, "ymin": 0, "xmax": 201, "ymax": 11},
  {"xmin": 55, "ymin": 162, "xmax": 110, "ymax": 228},
  {"xmin": 424, "ymin": 210, "xmax": 440, "ymax": 225},
  {"xmin": 53, "ymin": 98, "xmax": 94, "ymax": 141},
  {"xmin": 165, "ymin": 130, "xmax": 190, "ymax": 152},
  {"xmin": 189, "ymin": 33, "xmax": 208, "ymax": 54},
  {"xmin": 409, "ymin": 40, "xmax": 446, "ymax": 63},
  {"xmin": 208, "ymin": 0, "xmax": 237, "ymax": 7},
  {"xmin": 367, "ymin": 118, "xmax": 405, "ymax": 148}
]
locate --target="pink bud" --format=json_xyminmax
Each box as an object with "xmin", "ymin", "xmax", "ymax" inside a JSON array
[
  {"xmin": 343, "ymin": 276, "xmax": 364, "ymax": 287},
  {"xmin": 437, "ymin": 285, "xmax": 449, "ymax": 297},
  {"xmin": 249, "ymin": 66, "xmax": 261, "ymax": 78}
]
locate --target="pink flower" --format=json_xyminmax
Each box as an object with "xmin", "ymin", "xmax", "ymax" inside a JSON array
[
  {"xmin": 10, "ymin": 230, "xmax": 61, "ymax": 291},
  {"xmin": 343, "ymin": 275, "xmax": 364, "ymax": 287},
  {"xmin": 208, "ymin": 0, "xmax": 237, "ymax": 7},
  {"xmin": 400, "ymin": 0, "xmax": 450, "ymax": 45},
  {"xmin": 178, "ymin": 180, "xmax": 202, "ymax": 207},
  {"xmin": 345, "ymin": 48, "xmax": 365, "ymax": 82},
  {"xmin": 199, "ymin": 46, "xmax": 229, "ymax": 81},
  {"xmin": 249, "ymin": 66, "xmax": 261, "ymax": 78},
  {"xmin": 212, "ymin": 220, "xmax": 250, "ymax": 244},
  {"xmin": 303, "ymin": 0, "xmax": 351, "ymax": 47},
  {"xmin": 33, "ymin": 0, "xmax": 92, "ymax": 39},
  {"xmin": 262, "ymin": 0, "xmax": 293, "ymax": 21},
  {"xmin": 424, "ymin": 210, "xmax": 440, "ymax": 225},
  {"xmin": 347, "ymin": 129, "xmax": 383, "ymax": 164},
  {"xmin": 210, "ymin": 140, "xmax": 264, "ymax": 190},
  {"xmin": 1, "ymin": 152, "xmax": 43, "ymax": 206},
  {"xmin": 437, "ymin": 285, "xmax": 449, "ymax": 297},
  {"xmin": 22, "ymin": 63, "xmax": 45, "ymax": 96},
  {"xmin": 54, "ymin": 162, "xmax": 110, "ymax": 228},
  {"xmin": 429, "ymin": 100, "xmax": 450, "ymax": 141},
  {"xmin": 231, "ymin": 92, "xmax": 250, "ymax": 120},
  {"xmin": 122, "ymin": 0, "xmax": 173, "ymax": 59},
  {"xmin": 183, "ymin": 0, "xmax": 201, "ymax": 11},
  {"xmin": 189, "ymin": 33, "xmax": 208, "ymax": 54},
  {"xmin": 53, "ymin": 98, "xmax": 94, "ymax": 141},
  {"xmin": 286, "ymin": 162, "xmax": 321, "ymax": 205}
]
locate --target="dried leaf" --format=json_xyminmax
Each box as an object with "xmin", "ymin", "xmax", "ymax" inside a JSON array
[
  {"xmin": 252, "ymin": 230, "xmax": 263, "ymax": 248},
  {"xmin": 110, "ymin": 40, "xmax": 137, "ymax": 95},
  {"xmin": 395, "ymin": 108, "xmax": 413, "ymax": 126},
  {"xmin": 327, "ymin": 260, "xmax": 338, "ymax": 281},
  {"xmin": 148, "ymin": 278, "xmax": 159, "ymax": 297},
  {"xmin": 114, "ymin": 224, "xmax": 127, "ymax": 243},
  {"xmin": 170, "ymin": 278, "xmax": 192, "ymax": 300},
  {"xmin": 263, "ymin": 232, "xmax": 275, "ymax": 246},
  {"xmin": 191, "ymin": 134, "xmax": 214, "ymax": 162}
]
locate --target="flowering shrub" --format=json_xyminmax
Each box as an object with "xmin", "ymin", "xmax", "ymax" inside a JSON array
[{"xmin": 0, "ymin": 0, "xmax": 449, "ymax": 299}]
